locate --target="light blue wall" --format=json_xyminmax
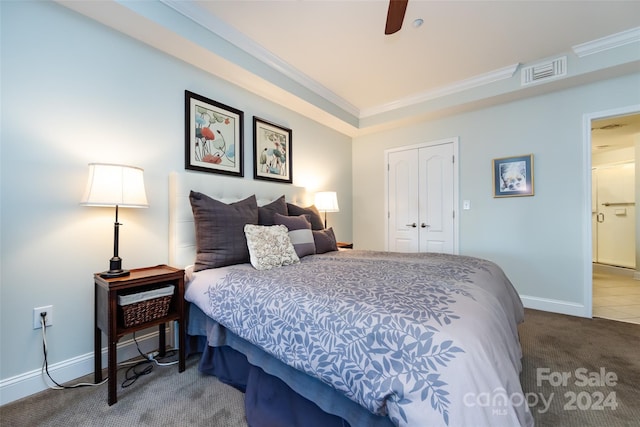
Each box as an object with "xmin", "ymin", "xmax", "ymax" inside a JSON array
[
  {"xmin": 0, "ymin": 0, "xmax": 351, "ymax": 388},
  {"xmin": 2, "ymin": 0, "xmax": 638, "ymax": 405},
  {"xmin": 353, "ymin": 73, "xmax": 640, "ymax": 313}
]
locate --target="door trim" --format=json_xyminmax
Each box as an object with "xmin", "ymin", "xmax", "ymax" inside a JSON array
[
  {"xmin": 582, "ymin": 104, "xmax": 640, "ymax": 318},
  {"xmin": 384, "ymin": 137, "xmax": 459, "ymax": 253}
]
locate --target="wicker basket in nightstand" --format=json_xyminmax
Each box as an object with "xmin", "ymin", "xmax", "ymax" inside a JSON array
[{"xmin": 117, "ymin": 284, "xmax": 174, "ymax": 327}]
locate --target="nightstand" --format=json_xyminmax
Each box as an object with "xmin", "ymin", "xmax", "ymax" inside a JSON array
[
  {"xmin": 336, "ymin": 241, "xmax": 353, "ymax": 249},
  {"xmin": 94, "ymin": 264, "xmax": 185, "ymax": 405}
]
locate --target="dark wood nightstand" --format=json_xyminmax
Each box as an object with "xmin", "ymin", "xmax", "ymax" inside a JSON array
[
  {"xmin": 94, "ymin": 264, "xmax": 185, "ymax": 405},
  {"xmin": 337, "ymin": 242, "xmax": 353, "ymax": 249}
]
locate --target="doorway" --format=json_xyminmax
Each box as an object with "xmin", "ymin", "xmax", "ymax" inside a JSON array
[{"xmin": 590, "ymin": 111, "xmax": 640, "ymax": 324}]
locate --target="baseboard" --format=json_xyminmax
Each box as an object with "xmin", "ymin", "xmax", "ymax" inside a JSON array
[
  {"xmin": 520, "ymin": 295, "xmax": 588, "ymax": 318},
  {"xmin": 592, "ymin": 263, "xmax": 636, "ymax": 278},
  {"xmin": 0, "ymin": 329, "xmax": 170, "ymax": 406}
]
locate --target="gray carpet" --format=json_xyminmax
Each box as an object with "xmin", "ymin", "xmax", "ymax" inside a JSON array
[
  {"xmin": 1, "ymin": 309, "xmax": 638, "ymax": 426},
  {"xmin": 519, "ymin": 309, "xmax": 640, "ymax": 427},
  {"xmin": 0, "ymin": 354, "xmax": 248, "ymax": 427}
]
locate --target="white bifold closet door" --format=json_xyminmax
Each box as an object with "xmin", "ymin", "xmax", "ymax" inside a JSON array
[{"xmin": 387, "ymin": 142, "xmax": 455, "ymax": 254}]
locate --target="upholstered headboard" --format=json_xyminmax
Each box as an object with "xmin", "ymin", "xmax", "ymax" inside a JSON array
[{"xmin": 168, "ymin": 171, "xmax": 310, "ymax": 269}]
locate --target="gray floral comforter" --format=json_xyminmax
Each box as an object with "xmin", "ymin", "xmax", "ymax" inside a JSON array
[{"xmin": 187, "ymin": 250, "xmax": 534, "ymax": 427}]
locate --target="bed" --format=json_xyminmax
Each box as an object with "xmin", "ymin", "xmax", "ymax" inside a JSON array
[{"xmin": 169, "ymin": 171, "xmax": 534, "ymax": 427}]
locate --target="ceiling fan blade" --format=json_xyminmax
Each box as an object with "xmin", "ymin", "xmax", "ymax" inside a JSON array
[{"xmin": 385, "ymin": 0, "xmax": 408, "ymax": 35}]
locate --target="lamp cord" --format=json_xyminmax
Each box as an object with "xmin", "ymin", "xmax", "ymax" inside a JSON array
[
  {"xmin": 39, "ymin": 315, "xmax": 177, "ymax": 391},
  {"xmin": 40, "ymin": 315, "xmax": 108, "ymax": 390}
]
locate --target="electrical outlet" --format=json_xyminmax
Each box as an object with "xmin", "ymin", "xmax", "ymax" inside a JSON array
[{"xmin": 33, "ymin": 305, "xmax": 53, "ymax": 329}]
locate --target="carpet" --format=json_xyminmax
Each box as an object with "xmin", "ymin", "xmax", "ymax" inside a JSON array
[
  {"xmin": 519, "ymin": 309, "xmax": 640, "ymax": 427},
  {"xmin": 2, "ymin": 309, "xmax": 638, "ymax": 426},
  {"xmin": 0, "ymin": 354, "xmax": 248, "ymax": 427}
]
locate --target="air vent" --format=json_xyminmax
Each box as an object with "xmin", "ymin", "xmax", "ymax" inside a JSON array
[{"xmin": 521, "ymin": 56, "xmax": 567, "ymax": 86}]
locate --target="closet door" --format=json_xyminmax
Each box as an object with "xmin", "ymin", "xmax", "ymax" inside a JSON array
[
  {"xmin": 387, "ymin": 141, "xmax": 455, "ymax": 253},
  {"xmin": 388, "ymin": 149, "xmax": 419, "ymax": 252},
  {"xmin": 418, "ymin": 143, "xmax": 454, "ymax": 253}
]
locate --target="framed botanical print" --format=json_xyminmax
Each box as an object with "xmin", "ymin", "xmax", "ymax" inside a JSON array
[
  {"xmin": 253, "ymin": 117, "xmax": 292, "ymax": 183},
  {"xmin": 185, "ymin": 90, "xmax": 244, "ymax": 177},
  {"xmin": 492, "ymin": 154, "xmax": 534, "ymax": 197}
]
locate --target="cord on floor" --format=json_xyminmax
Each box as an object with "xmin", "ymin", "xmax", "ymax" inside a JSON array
[
  {"xmin": 40, "ymin": 313, "xmax": 179, "ymax": 390},
  {"xmin": 40, "ymin": 314, "xmax": 107, "ymax": 390},
  {"xmin": 122, "ymin": 334, "xmax": 154, "ymax": 388}
]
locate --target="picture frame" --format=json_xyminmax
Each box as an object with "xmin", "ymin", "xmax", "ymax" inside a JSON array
[
  {"xmin": 492, "ymin": 154, "xmax": 534, "ymax": 197},
  {"xmin": 253, "ymin": 117, "xmax": 292, "ymax": 183},
  {"xmin": 185, "ymin": 90, "xmax": 244, "ymax": 177}
]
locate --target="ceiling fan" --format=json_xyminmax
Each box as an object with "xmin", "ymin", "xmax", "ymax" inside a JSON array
[{"xmin": 385, "ymin": 0, "xmax": 409, "ymax": 35}]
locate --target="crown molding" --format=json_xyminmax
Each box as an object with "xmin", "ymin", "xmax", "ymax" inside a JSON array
[
  {"xmin": 359, "ymin": 64, "xmax": 519, "ymax": 118},
  {"xmin": 572, "ymin": 26, "xmax": 640, "ymax": 58}
]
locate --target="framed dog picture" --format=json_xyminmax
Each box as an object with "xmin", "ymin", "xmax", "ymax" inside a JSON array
[
  {"xmin": 253, "ymin": 117, "xmax": 292, "ymax": 183},
  {"xmin": 492, "ymin": 154, "xmax": 534, "ymax": 197}
]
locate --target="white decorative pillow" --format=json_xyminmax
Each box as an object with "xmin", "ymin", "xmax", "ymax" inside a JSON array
[{"xmin": 244, "ymin": 224, "xmax": 300, "ymax": 270}]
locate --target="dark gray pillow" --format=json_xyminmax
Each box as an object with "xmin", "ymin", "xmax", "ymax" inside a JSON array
[
  {"xmin": 313, "ymin": 227, "xmax": 338, "ymax": 254},
  {"xmin": 258, "ymin": 195, "xmax": 288, "ymax": 226},
  {"xmin": 286, "ymin": 203, "xmax": 324, "ymax": 230},
  {"xmin": 273, "ymin": 213, "xmax": 316, "ymax": 258},
  {"xmin": 189, "ymin": 191, "xmax": 258, "ymax": 271}
]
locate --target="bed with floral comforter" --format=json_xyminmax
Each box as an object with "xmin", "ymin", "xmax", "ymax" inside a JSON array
[{"xmin": 185, "ymin": 250, "xmax": 533, "ymax": 427}]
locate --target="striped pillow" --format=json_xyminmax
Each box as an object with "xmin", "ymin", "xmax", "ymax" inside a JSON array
[{"xmin": 273, "ymin": 213, "xmax": 316, "ymax": 258}]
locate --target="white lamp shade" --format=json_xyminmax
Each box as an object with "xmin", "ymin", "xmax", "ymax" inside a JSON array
[
  {"xmin": 80, "ymin": 163, "xmax": 149, "ymax": 208},
  {"xmin": 314, "ymin": 191, "xmax": 339, "ymax": 212}
]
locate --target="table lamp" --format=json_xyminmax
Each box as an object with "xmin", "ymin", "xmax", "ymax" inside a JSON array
[
  {"xmin": 81, "ymin": 163, "xmax": 148, "ymax": 278},
  {"xmin": 314, "ymin": 191, "xmax": 339, "ymax": 228}
]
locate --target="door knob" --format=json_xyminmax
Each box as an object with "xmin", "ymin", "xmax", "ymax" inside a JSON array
[
  {"xmin": 421, "ymin": 223, "xmax": 429, "ymax": 228},
  {"xmin": 406, "ymin": 223, "xmax": 417, "ymax": 228}
]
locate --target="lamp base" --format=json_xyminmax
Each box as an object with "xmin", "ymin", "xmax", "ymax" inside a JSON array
[
  {"xmin": 100, "ymin": 269, "xmax": 130, "ymax": 279},
  {"xmin": 100, "ymin": 255, "xmax": 129, "ymax": 279}
]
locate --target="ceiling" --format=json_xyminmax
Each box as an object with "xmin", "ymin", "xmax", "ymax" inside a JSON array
[
  {"xmin": 58, "ymin": 0, "xmax": 640, "ymax": 137},
  {"xmin": 592, "ymin": 113, "xmax": 640, "ymax": 154},
  {"xmin": 196, "ymin": 0, "xmax": 639, "ymax": 111}
]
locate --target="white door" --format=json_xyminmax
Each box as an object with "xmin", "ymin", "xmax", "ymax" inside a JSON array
[
  {"xmin": 387, "ymin": 141, "xmax": 456, "ymax": 254},
  {"xmin": 593, "ymin": 164, "xmax": 636, "ymax": 268},
  {"xmin": 419, "ymin": 143, "xmax": 454, "ymax": 253},
  {"xmin": 388, "ymin": 149, "xmax": 419, "ymax": 252}
]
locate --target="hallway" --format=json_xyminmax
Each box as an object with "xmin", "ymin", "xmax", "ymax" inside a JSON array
[{"xmin": 593, "ymin": 271, "xmax": 640, "ymax": 324}]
